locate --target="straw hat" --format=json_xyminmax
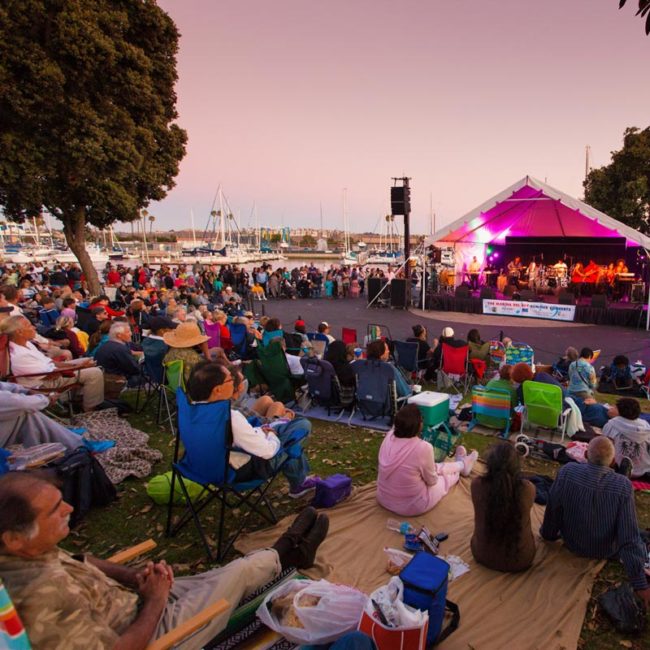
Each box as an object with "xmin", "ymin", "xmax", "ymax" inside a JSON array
[{"xmin": 163, "ymin": 321, "xmax": 209, "ymax": 348}]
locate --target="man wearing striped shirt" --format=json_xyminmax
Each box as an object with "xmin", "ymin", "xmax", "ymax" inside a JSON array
[{"xmin": 541, "ymin": 437, "xmax": 650, "ymax": 608}]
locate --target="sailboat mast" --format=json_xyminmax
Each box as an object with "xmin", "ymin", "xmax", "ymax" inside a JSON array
[
  {"xmin": 190, "ymin": 209, "xmax": 197, "ymax": 247},
  {"xmin": 219, "ymin": 188, "xmax": 226, "ymax": 249}
]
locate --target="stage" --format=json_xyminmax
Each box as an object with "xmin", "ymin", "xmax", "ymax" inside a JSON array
[{"xmin": 424, "ymin": 290, "xmax": 647, "ymax": 328}]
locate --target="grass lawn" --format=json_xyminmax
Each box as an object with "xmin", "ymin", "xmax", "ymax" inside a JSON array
[{"xmin": 62, "ymin": 390, "xmax": 650, "ymax": 649}]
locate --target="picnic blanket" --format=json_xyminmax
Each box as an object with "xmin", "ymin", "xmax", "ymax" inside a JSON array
[
  {"xmin": 71, "ymin": 408, "xmax": 162, "ymax": 484},
  {"xmin": 632, "ymin": 480, "xmax": 650, "ymax": 492},
  {"xmin": 236, "ymin": 476, "xmax": 603, "ymax": 650}
]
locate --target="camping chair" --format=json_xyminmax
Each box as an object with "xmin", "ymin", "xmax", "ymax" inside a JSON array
[
  {"xmin": 0, "ymin": 333, "xmax": 82, "ymax": 420},
  {"xmin": 467, "ymin": 385, "xmax": 512, "ymax": 438},
  {"xmin": 203, "ymin": 321, "xmax": 222, "ymax": 350},
  {"xmin": 352, "ymin": 359, "xmax": 405, "ymax": 423},
  {"xmin": 135, "ymin": 338, "xmax": 168, "ymax": 414},
  {"xmin": 166, "ymin": 390, "xmax": 309, "ymax": 561},
  {"xmin": 0, "ymin": 541, "xmax": 229, "ymax": 650},
  {"xmin": 393, "ymin": 340, "xmax": 425, "ymax": 381},
  {"xmin": 309, "ymin": 339, "xmax": 327, "ymax": 359},
  {"xmin": 283, "ymin": 331, "xmax": 304, "ymax": 356},
  {"xmin": 341, "ymin": 327, "xmax": 358, "ymax": 345},
  {"xmin": 256, "ymin": 342, "xmax": 299, "ymax": 404},
  {"xmin": 229, "ymin": 322, "xmax": 249, "ymax": 359},
  {"xmin": 300, "ymin": 356, "xmax": 352, "ymax": 417},
  {"xmin": 157, "ymin": 359, "xmax": 185, "ymax": 434},
  {"xmin": 488, "ymin": 340, "xmax": 506, "ymax": 367},
  {"xmin": 437, "ymin": 343, "xmax": 472, "ymax": 394},
  {"xmin": 520, "ymin": 381, "xmax": 571, "ymax": 441},
  {"xmin": 505, "ymin": 342, "xmax": 534, "ymax": 367},
  {"xmin": 365, "ymin": 323, "xmax": 392, "ymax": 344}
]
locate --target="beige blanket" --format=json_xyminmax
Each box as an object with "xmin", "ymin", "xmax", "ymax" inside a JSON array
[{"xmin": 236, "ymin": 477, "xmax": 604, "ymax": 650}]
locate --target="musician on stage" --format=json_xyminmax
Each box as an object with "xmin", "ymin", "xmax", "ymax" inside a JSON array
[
  {"xmin": 507, "ymin": 256, "xmax": 524, "ymax": 288},
  {"xmin": 468, "ymin": 255, "xmax": 481, "ymax": 290},
  {"xmin": 553, "ymin": 259, "xmax": 568, "ymax": 278},
  {"xmin": 614, "ymin": 258, "xmax": 632, "ymax": 301},
  {"xmin": 571, "ymin": 262, "xmax": 585, "ymax": 296},
  {"xmin": 527, "ymin": 259, "xmax": 537, "ymax": 291},
  {"xmin": 582, "ymin": 259, "xmax": 601, "ymax": 295}
]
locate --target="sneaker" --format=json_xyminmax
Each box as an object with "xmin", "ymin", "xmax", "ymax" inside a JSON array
[
  {"xmin": 293, "ymin": 513, "xmax": 330, "ymax": 569},
  {"xmin": 619, "ymin": 457, "xmax": 633, "ymax": 480},
  {"xmin": 461, "ymin": 450, "xmax": 479, "ymax": 477},
  {"xmin": 454, "ymin": 445, "xmax": 467, "ymax": 460},
  {"xmin": 288, "ymin": 475, "xmax": 321, "ymax": 499}
]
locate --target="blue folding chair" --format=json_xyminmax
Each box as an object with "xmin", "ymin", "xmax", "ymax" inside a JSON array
[
  {"xmin": 393, "ymin": 340, "xmax": 423, "ymax": 381},
  {"xmin": 300, "ymin": 356, "xmax": 350, "ymax": 416},
  {"xmin": 352, "ymin": 359, "xmax": 403, "ymax": 423},
  {"xmin": 167, "ymin": 389, "xmax": 309, "ymax": 561},
  {"xmin": 229, "ymin": 322, "xmax": 249, "ymax": 358}
]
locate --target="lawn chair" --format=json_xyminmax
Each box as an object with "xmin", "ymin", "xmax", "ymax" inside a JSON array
[
  {"xmin": 505, "ymin": 342, "xmax": 534, "ymax": 367},
  {"xmin": 393, "ymin": 340, "xmax": 425, "ymax": 381},
  {"xmin": 520, "ymin": 380, "xmax": 571, "ymax": 441},
  {"xmin": 300, "ymin": 357, "xmax": 352, "ymax": 417},
  {"xmin": 467, "ymin": 385, "xmax": 512, "ymax": 438},
  {"xmin": 134, "ymin": 337, "xmax": 168, "ymax": 413},
  {"xmin": 166, "ymin": 390, "xmax": 309, "ymax": 561},
  {"xmin": 341, "ymin": 327, "xmax": 358, "ymax": 344},
  {"xmin": 157, "ymin": 359, "xmax": 185, "ymax": 434},
  {"xmin": 365, "ymin": 323, "xmax": 392, "ymax": 344},
  {"xmin": 203, "ymin": 321, "xmax": 222, "ymax": 349},
  {"xmin": 352, "ymin": 359, "xmax": 405, "ymax": 422},
  {"xmin": 0, "ymin": 541, "xmax": 229, "ymax": 650},
  {"xmin": 309, "ymin": 339, "xmax": 327, "ymax": 358},
  {"xmin": 283, "ymin": 331, "xmax": 304, "ymax": 356},
  {"xmin": 488, "ymin": 340, "xmax": 506, "ymax": 367},
  {"xmin": 256, "ymin": 342, "xmax": 298, "ymax": 404},
  {"xmin": 229, "ymin": 322, "xmax": 249, "ymax": 359},
  {"xmin": 437, "ymin": 342, "xmax": 472, "ymax": 394}
]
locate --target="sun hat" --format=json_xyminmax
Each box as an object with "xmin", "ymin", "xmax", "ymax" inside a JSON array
[
  {"xmin": 162, "ymin": 321, "xmax": 209, "ymax": 348},
  {"xmin": 441, "ymin": 326, "xmax": 454, "ymax": 338}
]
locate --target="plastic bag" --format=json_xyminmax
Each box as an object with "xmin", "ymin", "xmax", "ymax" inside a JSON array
[
  {"xmin": 598, "ymin": 583, "xmax": 646, "ymax": 634},
  {"xmin": 256, "ymin": 579, "xmax": 368, "ymax": 645}
]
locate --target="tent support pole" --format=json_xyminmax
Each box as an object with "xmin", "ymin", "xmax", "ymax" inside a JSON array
[{"xmin": 645, "ymin": 248, "xmax": 650, "ymax": 331}]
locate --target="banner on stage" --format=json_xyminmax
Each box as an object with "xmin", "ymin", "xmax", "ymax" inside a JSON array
[{"xmin": 482, "ymin": 299, "xmax": 576, "ymax": 322}]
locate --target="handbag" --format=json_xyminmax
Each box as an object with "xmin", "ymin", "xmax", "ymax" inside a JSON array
[{"xmin": 421, "ymin": 422, "xmax": 461, "ymax": 463}]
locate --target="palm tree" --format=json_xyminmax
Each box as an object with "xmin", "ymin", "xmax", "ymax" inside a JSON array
[
  {"xmin": 619, "ymin": 0, "xmax": 650, "ymax": 35},
  {"xmin": 148, "ymin": 215, "xmax": 156, "ymax": 244}
]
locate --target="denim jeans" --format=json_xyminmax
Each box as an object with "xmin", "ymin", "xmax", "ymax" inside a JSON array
[{"xmin": 268, "ymin": 417, "xmax": 311, "ymax": 490}]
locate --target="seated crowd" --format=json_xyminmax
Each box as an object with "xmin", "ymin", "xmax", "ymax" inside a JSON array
[{"xmin": 0, "ymin": 260, "xmax": 649, "ymax": 648}]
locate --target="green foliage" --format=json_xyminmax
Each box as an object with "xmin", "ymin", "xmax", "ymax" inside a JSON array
[
  {"xmin": 300, "ymin": 234, "xmax": 317, "ymax": 249},
  {"xmin": 0, "ymin": 0, "xmax": 187, "ymax": 289},
  {"xmin": 583, "ymin": 127, "xmax": 650, "ymax": 235},
  {"xmin": 269, "ymin": 233, "xmax": 282, "ymax": 243},
  {"xmin": 619, "ymin": 0, "xmax": 650, "ymax": 35}
]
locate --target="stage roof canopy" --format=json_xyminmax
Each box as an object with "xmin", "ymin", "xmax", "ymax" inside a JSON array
[{"xmin": 428, "ymin": 176, "xmax": 650, "ymax": 249}]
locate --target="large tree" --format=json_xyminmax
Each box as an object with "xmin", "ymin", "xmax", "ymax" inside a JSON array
[
  {"xmin": 619, "ymin": 0, "xmax": 650, "ymax": 36},
  {"xmin": 583, "ymin": 126, "xmax": 650, "ymax": 236},
  {"xmin": 0, "ymin": 0, "xmax": 187, "ymax": 293}
]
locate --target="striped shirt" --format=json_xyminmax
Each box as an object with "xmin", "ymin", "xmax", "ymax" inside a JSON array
[{"xmin": 540, "ymin": 462, "xmax": 648, "ymax": 590}]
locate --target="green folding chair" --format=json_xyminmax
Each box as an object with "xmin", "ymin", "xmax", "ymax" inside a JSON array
[
  {"xmin": 521, "ymin": 380, "xmax": 571, "ymax": 441},
  {"xmin": 158, "ymin": 359, "xmax": 185, "ymax": 435},
  {"xmin": 256, "ymin": 344, "xmax": 298, "ymax": 404}
]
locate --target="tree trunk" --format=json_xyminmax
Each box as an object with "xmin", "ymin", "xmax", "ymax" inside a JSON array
[{"xmin": 63, "ymin": 207, "xmax": 102, "ymax": 296}]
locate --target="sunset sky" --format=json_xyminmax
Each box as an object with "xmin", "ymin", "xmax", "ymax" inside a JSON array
[{"xmin": 142, "ymin": 0, "xmax": 650, "ymax": 236}]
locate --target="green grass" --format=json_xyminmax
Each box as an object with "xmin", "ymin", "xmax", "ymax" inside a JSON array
[{"xmin": 62, "ymin": 390, "xmax": 650, "ymax": 649}]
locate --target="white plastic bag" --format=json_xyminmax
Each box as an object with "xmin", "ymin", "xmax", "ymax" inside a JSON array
[{"xmin": 256, "ymin": 578, "xmax": 368, "ymax": 644}]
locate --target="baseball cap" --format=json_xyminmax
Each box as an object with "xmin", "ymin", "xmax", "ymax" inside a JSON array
[{"xmin": 295, "ymin": 319, "xmax": 306, "ymax": 328}]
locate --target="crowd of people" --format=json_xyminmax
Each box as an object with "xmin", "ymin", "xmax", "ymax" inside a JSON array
[{"xmin": 0, "ymin": 257, "xmax": 649, "ymax": 648}]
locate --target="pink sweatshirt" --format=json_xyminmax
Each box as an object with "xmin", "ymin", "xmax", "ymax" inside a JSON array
[{"xmin": 377, "ymin": 432, "xmax": 440, "ymax": 516}]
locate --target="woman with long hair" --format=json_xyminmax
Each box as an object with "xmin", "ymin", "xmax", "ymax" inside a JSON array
[{"xmin": 470, "ymin": 442, "xmax": 536, "ymax": 572}]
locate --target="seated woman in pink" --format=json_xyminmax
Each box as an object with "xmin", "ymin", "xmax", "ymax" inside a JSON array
[{"xmin": 377, "ymin": 405, "xmax": 477, "ymax": 516}]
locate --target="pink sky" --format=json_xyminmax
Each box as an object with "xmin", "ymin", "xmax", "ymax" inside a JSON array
[{"xmin": 142, "ymin": 0, "xmax": 650, "ymax": 236}]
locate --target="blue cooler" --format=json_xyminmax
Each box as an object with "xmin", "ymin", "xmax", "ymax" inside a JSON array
[
  {"xmin": 408, "ymin": 391, "xmax": 450, "ymax": 428},
  {"xmin": 400, "ymin": 551, "xmax": 460, "ymax": 645}
]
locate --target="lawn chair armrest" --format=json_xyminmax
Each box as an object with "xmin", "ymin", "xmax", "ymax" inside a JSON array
[
  {"xmin": 145, "ymin": 598, "xmax": 229, "ymax": 650},
  {"xmin": 108, "ymin": 539, "xmax": 158, "ymax": 564}
]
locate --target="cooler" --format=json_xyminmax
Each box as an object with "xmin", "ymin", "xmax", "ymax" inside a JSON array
[{"xmin": 408, "ymin": 391, "xmax": 450, "ymax": 428}]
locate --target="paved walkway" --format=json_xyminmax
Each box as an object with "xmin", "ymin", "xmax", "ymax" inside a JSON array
[{"xmin": 259, "ymin": 297, "xmax": 650, "ymax": 367}]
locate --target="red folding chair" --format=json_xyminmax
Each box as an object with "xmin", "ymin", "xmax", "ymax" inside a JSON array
[
  {"xmin": 438, "ymin": 342, "xmax": 472, "ymax": 394},
  {"xmin": 341, "ymin": 327, "xmax": 358, "ymax": 345}
]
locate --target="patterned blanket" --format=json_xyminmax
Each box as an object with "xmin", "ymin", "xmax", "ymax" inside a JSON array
[{"xmin": 72, "ymin": 408, "xmax": 162, "ymax": 484}]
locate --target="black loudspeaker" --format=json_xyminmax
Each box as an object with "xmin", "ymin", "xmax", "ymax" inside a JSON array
[
  {"xmin": 591, "ymin": 294, "xmax": 607, "ymax": 309},
  {"xmin": 390, "ymin": 279, "xmax": 408, "ymax": 308},
  {"xmin": 391, "ymin": 186, "xmax": 411, "ymax": 215},
  {"xmin": 367, "ymin": 277, "xmax": 386, "ymax": 304},
  {"xmin": 632, "ymin": 283, "xmax": 645, "ymax": 303}
]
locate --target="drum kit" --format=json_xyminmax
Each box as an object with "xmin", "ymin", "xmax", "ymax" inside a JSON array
[{"xmin": 536, "ymin": 265, "xmax": 569, "ymax": 291}]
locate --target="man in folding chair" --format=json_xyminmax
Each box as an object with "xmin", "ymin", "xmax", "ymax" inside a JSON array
[
  {"xmin": 0, "ymin": 473, "xmax": 329, "ymax": 649},
  {"xmin": 187, "ymin": 361, "xmax": 318, "ymax": 499}
]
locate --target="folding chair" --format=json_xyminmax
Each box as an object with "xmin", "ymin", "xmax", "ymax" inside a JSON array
[
  {"xmin": 520, "ymin": 381, "xmax": 571, "ymax": 441},
  {"xmin": 341, "ymin": 327, "xmax": 358, "ymax": 345},
  {"xmin": 166, "ymin": 389, "xmax": 309, "ymax": 561},
  {"xmin": 229, "ymin": 322, "xmax": 249, "ymax": 358},
  {"xmin": 300, "ymin": 357, "xmax": 352, "ymax": 417},
  {"xmin": 158, "ymin": 359, "xmax": 185, "ymax": 434},
  {"xmin": 505, "ymin": 342, "xmax": 534, "ymax": 367},
  {"xmin": 203, "ymin": 321, "xmax": 222, "ymax": 349},
  {"xmin": 309, "ymin": 339, "xmax": 327, "ymax": 358},
  {"xmin": 488, "ymin": 340, "xmax": 506, "ymax": 367},
  {"xmin": 283, "ymin": 332, "xmax": 304, "ymax": 356},
  {"xmin": 256, "ymin": 343, "xmax": 298, "ymax": 404},
  {"xmin": 135, "ymin": 337, "xmax": 168, "ymax": 413},
  {"xmin": 437, "ymin": 343, "xmax": 472, "ymax": 394},
  {"xmin": 352, "ymin": 359, "xmax": 405, "ymax": 423},
  {"xmin": 393, "ymin": 340, "xmax": 424, "ymax": 381},
  {"xmin": 365, "ymin": 323, "xmax": 392, "ymax": 343},
  {"xmin": 467, "ymin": 385, "xmax": 512, "ymax": 438}
]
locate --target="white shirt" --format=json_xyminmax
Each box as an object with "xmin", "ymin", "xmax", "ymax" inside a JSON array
[
  {"xmin": 229, "ymin": 409, "xmax": 281, "ymax": 469},
  {"xmin": 285, "ymin": 353, "xmax": 305, "ymax": 377},
  {"xmin": 9, "ymin": 341, "xmax": 56, "ymax": 377}
]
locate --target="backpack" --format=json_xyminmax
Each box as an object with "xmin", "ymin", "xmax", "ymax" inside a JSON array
[{"xmin": 400, "ymin": 552, "xmax": 460, "ymax": 646}]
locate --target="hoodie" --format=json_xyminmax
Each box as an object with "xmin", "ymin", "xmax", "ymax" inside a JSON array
[
  {"xmin": 376, "ymin": 431, "xmax": 439, "ymax": 516},
  {"xmin": 603, "ymin": 416, "xmax": 650, "ymax": 478}
]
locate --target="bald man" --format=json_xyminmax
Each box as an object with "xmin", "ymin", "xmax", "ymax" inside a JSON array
[{"xmin": 541, "ymin": 437, "xmax": 649, "ymax": 608}]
